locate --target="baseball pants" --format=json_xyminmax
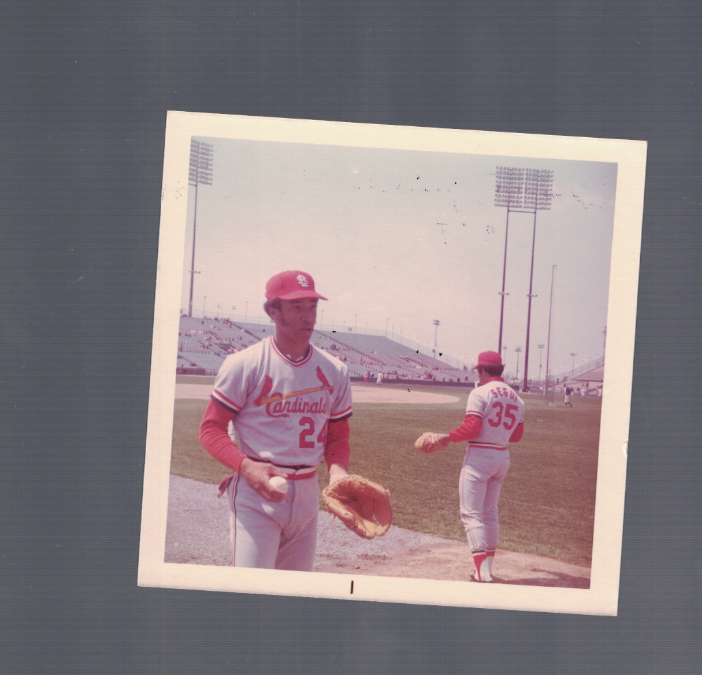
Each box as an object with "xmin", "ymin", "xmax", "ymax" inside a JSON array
[
  {"xmin": 227, "ymin": 473, "xmax": 319, "ymax": 570},
  {"xmin": 459, "ymin": 447, "xmax": 511, "ymax": 553}
]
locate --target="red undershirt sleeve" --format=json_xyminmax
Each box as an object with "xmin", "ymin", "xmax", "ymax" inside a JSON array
[
  {"xmin": 324, "ymin": 418, "xmax": 351, "ymax": 471},
  {"xmin": 448, "ymin": 415, "xmax": 483, "ymax": 443},
  {"xmin": 509, "ymin": 422, "xmax": 524, "ymax": 443},
  {"xmin": 199, "ymin": 398, "xmax": 248, "ymax": 473}
]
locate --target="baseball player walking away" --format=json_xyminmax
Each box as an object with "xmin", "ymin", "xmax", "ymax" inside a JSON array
[
  {"xmin": 415, "ymin": 351, "xmax": 524, "ymax": 583},
  {"xmin": 564, "ymin": 384, "xmax": 574, "ymax": 407},
  {"xmin": 198, "ymin": 270, "xmax": 353, "ymax": 570},
  {"xmin": 376, "ymin": 371, "xmax": 383, "ymax": 385}
]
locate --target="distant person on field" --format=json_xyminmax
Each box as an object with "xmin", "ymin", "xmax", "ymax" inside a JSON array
[
  {"xmin": 376, "ymin": 371, "xmax": 383, "ymax": 385},
  {"xmin": 564, "ymin": 385, "xmax": 574, "ymax": 407}
]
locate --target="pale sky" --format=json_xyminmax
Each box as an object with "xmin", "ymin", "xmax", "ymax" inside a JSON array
[{"xmin": 180, "ymin": 137, "xmax": 617, "ymax": 379}]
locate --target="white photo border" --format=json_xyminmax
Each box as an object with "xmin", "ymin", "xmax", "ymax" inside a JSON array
[{"xmin": 138, "ymin": 112, "xmax": 647, "ymax": 616}]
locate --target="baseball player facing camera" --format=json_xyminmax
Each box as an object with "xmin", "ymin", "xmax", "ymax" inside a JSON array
[
  {"xmin": 199, "ymin": 270, "xmax": 353, "ymax": 570},
  {"xmin": 415, "ymin": 351, "xmax": 525, "ymax": 582}
]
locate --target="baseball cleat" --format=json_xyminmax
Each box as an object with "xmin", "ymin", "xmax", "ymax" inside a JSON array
[{"xmin": 469, "ymin": 574, "xmax": 493, "ymax": 583}]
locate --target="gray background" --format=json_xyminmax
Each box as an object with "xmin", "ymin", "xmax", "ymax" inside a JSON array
[{"xmin": 2, "ymin": 2, "xmax": 700, "ymax": 673}]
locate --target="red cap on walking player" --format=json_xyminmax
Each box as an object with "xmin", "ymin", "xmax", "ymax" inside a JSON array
[
  {"xmin": 265, "ymin": 271, "xmax": 328, "ymax": 301},
  {"xmin": 472, "ymin": 351, "xmax": 503, "ymax": 369}
]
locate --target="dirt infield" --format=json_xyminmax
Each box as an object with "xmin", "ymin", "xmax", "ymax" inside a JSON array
[
  {"xmin": 175, "ymin": 383, "xmax": 459, "ymax": 405},
  {"xmin": 165, "ymin": 475, "xmax": 590, "ymax": 588}
]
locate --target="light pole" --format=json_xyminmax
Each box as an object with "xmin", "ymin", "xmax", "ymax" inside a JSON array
[
  {"xmin": 385, "ymin": 317, "xmax": 389, "ymax": 337},
  {"xmin": 187, "ymin": 139, "xmax": 213, "ymax": 316},
  {"xmin": 538, "ymin": 344, "xmax": 545, "ymax": 385},
  {"xmin": 570, "ymin": 353, "xmax": 577, "ymax": 381},
  {"xmin": 522, "ymin": 168, "xmax": 553, "ymax": 393},
  {"xmin": 545, "ymin": 265, "xmax": 557, "ymax": 393},
  {"xmin": 433, "ymin": 319, "xmax": 440, "ymax": 359},
  {"xmin": 502, "ymin": 346, "xmax": 508, "ymax": 373},
  {"xmin": 494, "ymin": 167, "xmax": 524, "ymax": 353},
  {"xmin": 203, "ymin": 296, "xmax": 207, "ymax": 317},
  {"xmin": 515, "ymin": 346, "xmax": 522, "ymax": 382}
]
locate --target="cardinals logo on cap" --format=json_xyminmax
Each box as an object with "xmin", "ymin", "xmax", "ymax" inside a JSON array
[{"xmin": 265, "ymin": 270, "xmax": 328, "ymax": 301}]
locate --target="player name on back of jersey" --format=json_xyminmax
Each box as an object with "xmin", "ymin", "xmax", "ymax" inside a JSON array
[{"xmin": 489, "ymin": 385, "xmax": 520, "ymax": 401}]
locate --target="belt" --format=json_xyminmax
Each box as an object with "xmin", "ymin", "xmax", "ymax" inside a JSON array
[
  {"xmin": 247, "ymin": 456, "xmax": 316, "ymax": 480},
  {"xmin": 216, "ymin": 464, "xmax": 316, "ymax": 498},
  {"xmin": 276, "ymin": 466, "xmax": 317, "ymax": 480},
  {"xmin": 468, "ymin": 443, "xmax": 507, "ymax": 451}
]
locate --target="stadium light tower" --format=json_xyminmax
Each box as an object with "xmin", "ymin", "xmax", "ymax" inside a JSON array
[
  {"xmin": 494, "ymin": 167, "xmax": 524, "ymax": 354},
  {"xmin": 570, "ymin": 353, "xmax": 577, "ymax": 380},
  {"xmin": 545, "ymin": 265, "xmax": 557, "ymax": 394},
  {"xmin": 187, "ymin": 139, "xmax": 214, "ymax": 317},
  {"xmin": 538, "ymin": 344, "xmax": 545, "ymax": 385},
  {"xmin": 522, "ymin": 168, "xmax": 553, "ymax": 392}
]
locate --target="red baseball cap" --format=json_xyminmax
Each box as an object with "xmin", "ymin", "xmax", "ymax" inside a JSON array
[
  {"xmin": 472, "ymin": 350, "xmax": 503, "ymax": 369},
  {"xmin": 265, "ymin": 270, "xmax": 328, "ymax": 301}
]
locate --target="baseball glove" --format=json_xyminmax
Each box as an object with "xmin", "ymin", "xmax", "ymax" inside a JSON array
[
  {"xmin": 414, "ymin": 432, "xmax": 446, "ymax": 453},
  {"xmin": 322, "ymin": 475, "xmax": 392, "ymax": 539}
]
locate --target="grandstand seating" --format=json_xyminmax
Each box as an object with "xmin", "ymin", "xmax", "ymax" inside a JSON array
[{"xmin": 176, "ymin": 315, "xmax": 471, "ymax": 383}]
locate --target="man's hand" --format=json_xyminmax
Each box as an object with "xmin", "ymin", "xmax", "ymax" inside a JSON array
[
  {"xmin": 414, "ymin": 432, "xmax": 450, "ymax": 453},
  {"xmin": 238, "ymin": 458, "xmax": 288, "ymax": 502},
  {"xmin": 328, "ymin": 463, "xmax": 349, "ymax": 487}
]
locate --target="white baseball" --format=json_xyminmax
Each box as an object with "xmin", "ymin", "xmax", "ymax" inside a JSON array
[{"xmin": 269, "ymin": 475, "xmax": 289, "ymax": 495}]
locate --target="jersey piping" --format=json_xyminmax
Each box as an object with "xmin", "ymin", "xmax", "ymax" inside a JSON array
[
  {"xmin": 212, "ymin": 389, "xmax": 241, "ymax": 413},
  {"xmin": 270, "ymin": 337, "xmax": 314, "ymax": 367}
]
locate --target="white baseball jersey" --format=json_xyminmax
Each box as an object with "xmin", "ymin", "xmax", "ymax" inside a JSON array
[
  {"xmin": 211, "ymin": 337, "xmax": 353, "ymax": 467},
  {"xmin": 464, "ymin": 378, "xmax": 525, "ymax": 451}
]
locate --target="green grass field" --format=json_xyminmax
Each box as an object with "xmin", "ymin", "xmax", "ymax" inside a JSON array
[{"xmin": 170, "ymin": 380, "xmax": 600, "ymax": 567}]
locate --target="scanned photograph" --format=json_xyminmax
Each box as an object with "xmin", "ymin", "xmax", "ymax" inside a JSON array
[{"xmin": 139, "ymin": 113, "xmax": 646, "ymax": 615}]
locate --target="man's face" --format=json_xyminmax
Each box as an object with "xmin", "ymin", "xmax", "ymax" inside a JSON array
[{"xmin": 272, "ymin": 298, "xmax": 318, "ymax": 344}]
